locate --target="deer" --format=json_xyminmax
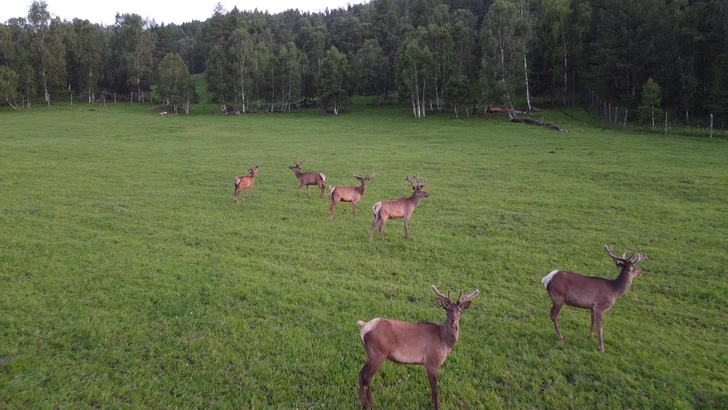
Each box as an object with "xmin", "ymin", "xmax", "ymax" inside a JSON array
[
  {"xmin": 289, "ymin": 159, "xmax": 326, "ymax": 198},
  {"xmin": 357, "ymin": 285, "xmax": 479, "ymax": 410},
  {"xmin": 329, "ymin": 173, "xmax": 376, "ymax": 219},
  {"xmin": 233, "ymin": 165, "xmax": 259, "ymax": 203},
  {"xmin": 541, "ymin": 245, "xmax": 647, "ymax": 352},
  {"xmin": 369, "ymin": 174, "xmax": 429, "ymax": 241}
]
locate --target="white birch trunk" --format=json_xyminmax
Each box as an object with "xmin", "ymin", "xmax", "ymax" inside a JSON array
[{"xmin": 524, "ymin": 54, "xmax": 532, "ymax": 111}]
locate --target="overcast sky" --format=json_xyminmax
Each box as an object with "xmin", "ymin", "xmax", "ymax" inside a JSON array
[{"xmin": 1, "ymin": 0, "xmax": 368, "ymax": 26}]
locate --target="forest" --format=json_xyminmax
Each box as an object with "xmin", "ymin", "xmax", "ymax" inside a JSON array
[{"xmin": 0, "ymin": 0, "xmax": 726, "ymax": 122}]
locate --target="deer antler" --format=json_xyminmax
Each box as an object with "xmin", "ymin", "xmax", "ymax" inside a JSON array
[
  {"xmin": 630, "ymin": 252, "xmax": 647, "ymax": 264},
  {"xmin": 431, "ymin": 285, "xmax": 451, "ymax": 303},
  {"xmin": 459, "ymin": 289, "xmax": 480, "ymax": 303},
  {"xmin": 296, "ymin": 159, "xmax": 306, "ymax": 167},
  {"xmin": 604, "ymin": 246, "xmax": 642, "ymax": 266},
  {"xmin": 406, "ymin": 174, "xmax": 428, "ymax": 190},
  {"xmin": 432, "ymin": 286, "xmax": 479, "ymax": 304}
]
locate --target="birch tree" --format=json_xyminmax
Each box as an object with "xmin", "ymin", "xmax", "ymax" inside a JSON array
[
  {"xmin": 27, "ymin": 0, "xmax": 66, "ymax": 106},
  {"xmin": 316, "ymin": 46, "xmax": 350, "ymax": 116},
  {"xmin": 0, "ymin": 66, "xmax": 20, "ymax": 109},
  {"xmin": 480, "ymin": 0, "xmax": 528, "ymax": 113},
  {"xmin": 541, "ymin": 0, "xmax": 590, "ymax": 106},
  {"xmin": 71, "ymin": 20, "xmax": 103, "ymax": 103},
  {"xmin": 228, "ymin": 27, "xmax": 254, "ymax": 112},
  {"xmin": 278, "ymin": 42, "xmax": 303, "ymax": 112},
  {"xmin": 156, "ymin": 53, "xmax": 193, "ymax": 114},
  {"xmin": 397, "ymin": 28, "xmax": 434, "ymax": 119},
  {"xmin": 205, "ymin": 45, "xmax": 232, "ymax": 107},
  {"xmin": 114, "ymin": 13, "xmax": 155, "ymax": 102},
  {"xmin": 638, "ymin": 78, "xmax": 661, "ymax": 128}
]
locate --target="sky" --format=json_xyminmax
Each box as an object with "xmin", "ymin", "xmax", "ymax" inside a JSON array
[{"xmin": 1, "ymin": 0, "xmax": 369, "ymax": 26}]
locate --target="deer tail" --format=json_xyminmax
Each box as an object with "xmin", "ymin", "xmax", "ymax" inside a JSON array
[
  {"xmin": 329, "ymin": 186, "xmax": 335, "ymax": 198},
  {"xmin": 541, "ymin": 270, "xmax": 560, "ymax": 289},
  {"xmin": 372, "ymin": 202, "xmax": 382, "ymax": 218},
  {"xmin": 320, "ymin": 173, "xmax": 326, "ymax": 182},
  {"xmin": 234, "ymin": 177, "xmax": 241, "ymax": 189},
  {"xmin": 356, "ymin": 320, "xmax": 367, "ymax": 328}
]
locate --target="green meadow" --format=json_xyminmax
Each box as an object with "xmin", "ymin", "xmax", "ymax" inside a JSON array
[{"xmin": 1, "ymin": 101, "xmax": 726, "ymax": 409}]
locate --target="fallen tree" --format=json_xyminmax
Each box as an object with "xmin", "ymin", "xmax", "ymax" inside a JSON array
[{"xmin": 508, "ymin": 109, "xmax": 570, "ymax": 133}]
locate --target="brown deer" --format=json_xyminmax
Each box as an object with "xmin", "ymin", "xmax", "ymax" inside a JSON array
[
  {"xmin": 542, "ymin": 245, "xmax": 647, "ymax": 352},
  {"xmin": 289, "ymin": 159, "xmax": 326, "ymax": 198},
  {"xmin": 357, "ymin": 286, "xmax": 479, "ymax": 410},
  {"xmin": 369, "ymin": 174, "xmax": 429, "ymax": 241},
  {"xmin": 329, "ymin": 173, "xmax": 376, "ymax": 219},
  {"xmin": 233, "ymin": 165, "xmax": 259, "ymax": 203}
]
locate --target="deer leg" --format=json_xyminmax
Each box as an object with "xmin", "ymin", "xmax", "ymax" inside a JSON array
[
  {"xmin": 319, "ymin": 184, "xmax": 325, "ymax": 197},
  {"xmin": 378, "ymin": 219, "xmax": 387, "ymax": 241},
  {"xmin": 296, "ymin": 184, "xmax": 303, "ymax": 197},
  {"xmin": 351, "ymin": 202, "xmax": 356, "ymax": 219},
  {"xmin": 426, "ymin": 366, "xmax": 440, "ymax": 410},
  {"xmin": 249, "ymin": 186, "xmax": 255, "ymax": 199},
  {"xmin": 369, "ymin": 218, "xmax": 379, "ymax": 242},
  {"xmin": 589, "ymin": 309, "xmax": 596, "ymax": 338},
  {"xmin": 306, "ymin": 185, "xmax": 311, "ymax": 198},
  {"xmin": 403, "ymin": 217, "xmax": 409, "ymax": 239},
  {"xmin": 359, "ymin": 357, "xmax": 385, "ymax": 409},
  {"xmin": 595, "ymin": 311, "xmax": 605, "ymax": 352},
  {"xmin": 549, "ymin": 300, "xmax": 565, "ymax": 342},
  {"xmin": 330, "ymin": 199, "xmax": 338, "ymax": 219}
]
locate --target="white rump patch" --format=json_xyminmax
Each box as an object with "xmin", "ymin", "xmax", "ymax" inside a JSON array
[
  {"xmin": 320, "ymin": 173, "xmax": 326, "ymax": 181},
  {"xmin": 359, "ymin": 318, "xmax": 382, "ymax": 343},
  {"xmin": 372, "ymin": 202, "xmax": 382, "ymax": 217},
  {"xmin": 541, "ymin": 270, "xmax": 560, "ymax": 289}
]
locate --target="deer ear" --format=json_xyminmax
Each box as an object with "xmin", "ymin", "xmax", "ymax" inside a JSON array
[
  {"xmin": 437, "ymin": 299, "xmax": 445, "ymax": 308},
  {"xmin": 461, "ymin": 301, "xmax": 471, "ymax": 310}
]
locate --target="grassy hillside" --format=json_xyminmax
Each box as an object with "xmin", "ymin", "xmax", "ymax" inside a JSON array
[{"xmin": 1, "ymin": 100, "xmax": 726, "ymax": 409}]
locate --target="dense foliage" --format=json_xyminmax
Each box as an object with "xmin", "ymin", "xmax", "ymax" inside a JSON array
[{"xmin": 1, "ymin": 0, "xmax": 726, "ymax": 121}]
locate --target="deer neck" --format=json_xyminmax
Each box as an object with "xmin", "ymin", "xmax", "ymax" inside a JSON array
[
  {"xmin": 408, "ymin": 194, "xmax": 422, "ymax": 207},
  {"xmin": 440, "ymin": 316, "xmax": 460, "ymax": 347},
  {"xmin": 611, "ymin": 267, "xmax": 634, "ymax": 296}
]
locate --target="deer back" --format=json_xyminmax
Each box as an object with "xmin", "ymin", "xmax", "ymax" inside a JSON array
[
  {"xmin": 544, "ymin": 270, "xmax": 618, "ymax": 309},
  {"xmin": 235, "ymin": 166, "xmax": 259, "ymax": 188},
  {"xmin": 331, "ymin": 185, "xmax": 361, "ymax": 202},
  {"xmin": 359, "ymin": 318, "xmax": 446, "ymax": 365}
]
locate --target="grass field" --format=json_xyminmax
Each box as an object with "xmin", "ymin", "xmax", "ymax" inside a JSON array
[{"xmin": 1, "ymin": 100, "xmax": 727, "ymax": 409}]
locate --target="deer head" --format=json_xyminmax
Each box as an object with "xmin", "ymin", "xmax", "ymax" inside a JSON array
[{"xmin": 604, "ymin": 246, "xmax": 647, "ymax": 276}]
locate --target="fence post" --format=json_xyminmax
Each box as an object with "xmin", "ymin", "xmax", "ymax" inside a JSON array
[
  {"xmin": 710, "ymin": 114, "xmax": 713, "ymax": 138},
  {"xmin": 664, "ymin": 112, "xmax": 668, "ymax": 135},
  {"xmin": 623, "ymin": 110, "xmax": 628, "ymax": 129}
]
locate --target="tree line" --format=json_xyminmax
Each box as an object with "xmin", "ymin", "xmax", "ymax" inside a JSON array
[{"xmin": 0, "ymin": 0, "xmax": 726, "ymax": 124}]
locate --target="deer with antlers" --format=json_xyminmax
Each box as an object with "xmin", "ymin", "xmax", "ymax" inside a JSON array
[
  {"xmin": 329, "ymin": 173, "xmax": 376, "ymax": 219},
  {"xmin": 233, "ymin": 165, "xmax": 259, "ymax": 203},
  {"xmin": 289, "ymin": 159, "xmax": 326, "ymax": 198},
  {"xmin": 369, "ymin": 174, "xmax": 429, "ymax": 241},
  {"xmin": 357, "ymin": 286, "xmax": 479, "ymax": 410},
  {"xmin": 542, "ymin": 245, "xmax": 647, "ymax": 352}
]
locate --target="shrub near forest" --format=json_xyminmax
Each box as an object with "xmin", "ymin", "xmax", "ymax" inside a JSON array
[{"xmin": 0, "ymin": 102, "xmax": 726, "ymax": 409}]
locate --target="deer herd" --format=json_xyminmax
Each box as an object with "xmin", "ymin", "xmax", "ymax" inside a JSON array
[{"xmin": 232, "ymin": 160, "xmax": 648, "ymax": 409}]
